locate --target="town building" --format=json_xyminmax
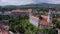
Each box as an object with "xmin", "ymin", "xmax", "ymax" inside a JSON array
[
  {"xmin": 29, "ymin": 8, "xmax": 60, "ymax": 34},
  {"xmin": 0, "ymin": 20, "xmax": 9, "ymax": 34},
  {"xmin": 29, "ymin": 9, "xmax": 54, "ymax": 29},
  {"xmin": 0, "ymin": 9, "xmax": 60, "ymax": 34}
]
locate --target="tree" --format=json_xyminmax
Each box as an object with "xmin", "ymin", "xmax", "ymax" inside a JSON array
[{"xmin": 47, "ymin": 29, "xmax": 57, "ymax": 34}]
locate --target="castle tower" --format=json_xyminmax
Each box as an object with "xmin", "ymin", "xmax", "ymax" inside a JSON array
[{"xmin": 47, "ymin": 9, "xmax": 53, "ymax": 23}]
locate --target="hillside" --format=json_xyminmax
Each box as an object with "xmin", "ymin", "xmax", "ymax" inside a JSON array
[
  {"xmin": 2, "ymin": 3, "xmax": 60, "ymax": 8},
  {"xmin": 0, "ymin": 3, "xmax": 60, "ymax": 11}
]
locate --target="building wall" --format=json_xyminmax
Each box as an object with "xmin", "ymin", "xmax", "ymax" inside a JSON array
[
  {"xmin": 29, "ymin": 17, "xmax": 38, "ymax": 26},
  {"xmin": 12, "ymin": 12, "xmax": 29, "ymax": 18}
]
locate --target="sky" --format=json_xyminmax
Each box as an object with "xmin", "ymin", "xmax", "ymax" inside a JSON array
[{"xmin": 0, "ymin": 0, "xmax": 60, "ymax": 5}]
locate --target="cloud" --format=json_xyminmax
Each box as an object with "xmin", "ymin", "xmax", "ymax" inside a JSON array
[
  {"xmin": 33, "ymin": 0, "xmax": 60, "ymax": 4},
  {"xmin": 33, "ymin": 0, "xmax": 47, "ymax": 3},
  {"xmin": 47, "ymin": 0, "xmax": 60, "ymax": 4},
  {"xmin": 0, "ymin": 0, "xmax": 34, "ymax": 5},
  {"xmin": 0, "ymin": 0, "xmax": 60, "ymax": 5}
]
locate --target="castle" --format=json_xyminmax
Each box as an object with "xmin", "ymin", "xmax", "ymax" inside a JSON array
[
  {"xmin": 29, "ymin": 8, "xmax": 60, "ymax": 34},
  {"xmin": 29, "ymin": 9, "xmax": 52, "ymax": 28}
]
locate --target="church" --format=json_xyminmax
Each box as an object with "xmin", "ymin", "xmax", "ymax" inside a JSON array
[{"xmin": 29, "ymin": 9, "xmax": 57, "ymax": 29}]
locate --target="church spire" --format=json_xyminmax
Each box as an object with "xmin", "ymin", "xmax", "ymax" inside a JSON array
[{"xmin": 47, "ymin": 9, "xmax": 53, "ymax": 23}]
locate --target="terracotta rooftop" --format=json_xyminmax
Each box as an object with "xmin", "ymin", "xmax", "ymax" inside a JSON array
[
  {"xmin": 40, "ymin": 20, "xmax": 53, "ymax": 26},
  {"xmin": 12, "ymin": 9, "xmax": 32, "ymax": 13},
  {"xmin": 56, "ymin": 18, "xmax": 60, "ymax": 21},
  {"xmin": 31, "ymin": 16, "xmax": 39, "ymax": 22},
  {"xmin": 31, "ymin": 15, "xmax": 53, "ymax": 26},
  {"xmin": 40, "ymin": 15, "xmax": 53, "ymax": 26},
  {"xmin": 31, "ymin": 15, "xmax": 60, "ymax": 27},
  {"xmin": 41, "ymin": 15, "xmax": 48, "ymax": 20},
  {"xmin": 41, "ymin": 15, "xmax": 60, "ymax": 21}
]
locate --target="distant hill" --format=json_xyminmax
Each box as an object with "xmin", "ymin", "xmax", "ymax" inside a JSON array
[
  {"xmin": 23, "ymin": 3, "xmax": 60, "ymax": 8},
  {"xmin": 1, "ymin": 3, "xmax": 60, "ymax": 10}
]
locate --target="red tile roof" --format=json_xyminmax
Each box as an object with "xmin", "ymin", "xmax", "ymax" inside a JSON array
[
  {"xmin": 41, "ymin": 15, "xmax": 48, "ymax": 20},
  {"xmin": 28, "ymin": 9, "xmax": 32, "ymax": 13},
  {"xmin": 12, "ymin": 9, "xmax": 32, "ymax": 13},
  {"xmin": 40, "ymin": 20, "xmax": 53, "ymax": 26},
  {"xmin": 31, "ymin": 16, "xmax": 39, "ymax": 22},
  {"xmin": 56, "ymin": 18, "xmax": 60, "ymax": 21},
  {"xmin": 31, "ymin": 15, "xmax": 53, "ymax": 27},
  {"xmin": 12, "ymin": 10, "xmax": 28, "ymax": 12}
]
